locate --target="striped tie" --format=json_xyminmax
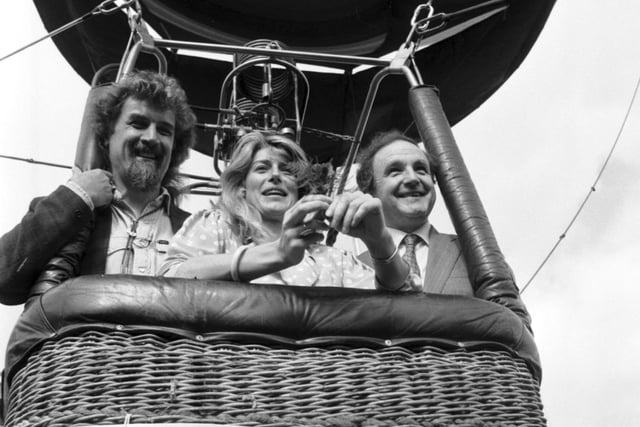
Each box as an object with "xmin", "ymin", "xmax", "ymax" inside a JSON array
[{"xmin": 402, "ymin": 233, "xmax": 422, "ymax": 290}]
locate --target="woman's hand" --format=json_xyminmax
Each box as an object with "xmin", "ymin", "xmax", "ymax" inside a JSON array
[{"xmin": 277, "ymin": 195, "xmax": 331, "ymax": 266}]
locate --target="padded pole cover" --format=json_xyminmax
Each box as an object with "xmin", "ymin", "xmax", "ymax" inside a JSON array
[
  {"xmin": 408, "ymin": 85, "xmax": 531, "ymax": 330},
  {"xmin": 31, "ymin": 83, "xmax": 113, "ymax": 298},
  {"xmin": 73, "ymin": 84, "xmax": 110, "ymax": 171}
]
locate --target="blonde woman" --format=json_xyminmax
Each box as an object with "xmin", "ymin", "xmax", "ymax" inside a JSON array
[{"xmin": 159, "ymin": 132, "xmax": 409, "ymax": 289}]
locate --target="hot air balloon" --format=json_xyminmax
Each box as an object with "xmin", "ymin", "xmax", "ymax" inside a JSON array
[{"xmin": 2, "ymin": 0, "xmax": 554, "ymax": 425}]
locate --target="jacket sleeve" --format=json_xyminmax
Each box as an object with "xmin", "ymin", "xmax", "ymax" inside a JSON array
[{"xmin": 0, "ymin": 186, "xmax": 94, "ymax": 305}]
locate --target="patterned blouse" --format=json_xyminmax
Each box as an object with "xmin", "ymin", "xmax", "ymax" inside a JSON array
[{"xmin": 158, "ymin": 209, "xmax": 376, "ymax": 289}]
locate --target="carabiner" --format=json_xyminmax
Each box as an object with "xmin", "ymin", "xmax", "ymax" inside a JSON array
[
  {"xmin": 94, "ymin": 0, "xmax": 138, "ymax": 16},
  {"xmin": 411, "ymin": 2, "xmax": 435, "ymax": 28}
]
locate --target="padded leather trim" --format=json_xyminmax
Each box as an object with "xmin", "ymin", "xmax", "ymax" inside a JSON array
[{"xmin": 4, "ymin": 275, "xmax": 541, "ymax": 385}]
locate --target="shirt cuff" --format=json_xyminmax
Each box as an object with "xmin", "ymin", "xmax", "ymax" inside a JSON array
[{"xmin": 65, "ymin": 181, "xmax": 94, "ymax": 211}]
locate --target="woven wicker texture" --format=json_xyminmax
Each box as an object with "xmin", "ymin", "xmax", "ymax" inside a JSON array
[{"xmin": 5, "ymin": 330, "xmax": 545, "ymax": 427}]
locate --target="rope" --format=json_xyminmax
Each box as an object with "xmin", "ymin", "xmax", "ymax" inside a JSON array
[
  {"xmin": 520, "ymin": 73, "xmax": 640, "ymax": 294},
  {"xmin": 0, "ymin": 154, "xmax": 71, "ymax": 170},
  {"xmin": 0, "ymin": 0, "xmax": 135, "ymax": 64},
  {"xmin": 0, "ymin": 154, "xmax": 217, "ymax": 186}
]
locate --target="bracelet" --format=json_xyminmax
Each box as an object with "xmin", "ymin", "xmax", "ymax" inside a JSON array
[
  {"xmin": 371, "ymin": 245, "xmax": 399, "ymax": 264},
  {"xmin": 230, "ymin": 244, "xmax": 250, "ymax": 282}
]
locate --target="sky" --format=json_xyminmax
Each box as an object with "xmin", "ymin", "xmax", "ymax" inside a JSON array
[{"xmin": 1, "ymin": 1, "xmax": 640, "ymax": 426}]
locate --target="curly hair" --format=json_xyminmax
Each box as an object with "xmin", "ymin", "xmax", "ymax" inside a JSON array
[
  {"xmin": 220, "ymin": 131, "xmax": 310, "ymax": 243},
  {"xmin": 93, "ymin": 70, "xmax": 197, "ymax": 193},
  {"xmin": 356, "ymin": 129, "xmax": 436, "ymax": 194}
]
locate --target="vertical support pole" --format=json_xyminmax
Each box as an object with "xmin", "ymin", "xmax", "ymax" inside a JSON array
[
  {"xmin": 74, "ymin": 64, "xmax": 121, "ymax": 170},
  {"xmin": 408, "ymin": 85, "xmax": 531, "ymax": 330},
  {"xmin": 74, "ymin": 86, "xmax": 109, "ymax": 170},
  {"xmin": 32, "ymin": 70, "xmax": 116, "ymax": 298}
]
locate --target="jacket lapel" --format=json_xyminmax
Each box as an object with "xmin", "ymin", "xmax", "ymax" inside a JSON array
[
  {"xmin": 357, "ymin": 251, "xmax": 373, "ymax": 268},
  {"xmin": 423, "ymin": 227, "xmax": 457, "ymax": 293},
  {"xmin": 169, "ymin": 201, "xmax": 190, "ymax": 233}
]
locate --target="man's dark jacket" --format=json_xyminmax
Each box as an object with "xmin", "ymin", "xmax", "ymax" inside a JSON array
[{"xmin": 0, "ymin": 186, "xmax": 189, "ymax": 305}]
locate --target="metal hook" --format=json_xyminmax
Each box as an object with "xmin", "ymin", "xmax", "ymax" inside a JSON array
[
  {"xmin": 116, "ymin": 12, "xmax": 168, "ymax": 80},
  {"xmin": 410, "ymin": 2, "xmax": 435, "ymax": 27},
  {"xmin": 93, "ymin": 0, "xmax": 137, "ymax": 16},
  {"xmin": 404, "ymin": 2, "xmax": 435, "ymax": 49},
  {"xmin": 416, "ymin": 13, "xmax": 447, "ymax": 35}
]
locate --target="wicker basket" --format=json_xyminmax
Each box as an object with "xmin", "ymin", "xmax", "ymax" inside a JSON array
[{"xmin": 2, "ymin": 276, "xmax": 545, "ymax": 426}]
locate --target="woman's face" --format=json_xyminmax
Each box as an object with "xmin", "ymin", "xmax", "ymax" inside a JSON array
[{"xmin": 244, "ymin": 146, "xmax": 299, "ymax": 222}]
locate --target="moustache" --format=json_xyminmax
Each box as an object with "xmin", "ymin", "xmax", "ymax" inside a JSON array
[{"xmin": 130, "ymin": 140, "xmax": 166, "ymax": 162}]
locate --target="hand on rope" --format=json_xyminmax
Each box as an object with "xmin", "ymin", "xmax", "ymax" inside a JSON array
[{"xmin": 69, "ymin": 167, "xmax": 115, "ymax": 208}]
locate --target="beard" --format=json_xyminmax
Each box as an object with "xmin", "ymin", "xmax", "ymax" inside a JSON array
[
  {"xmin": 123, "ymin": 140, "xmax": 169, "ymax": 191},
  {"xmin": 126, "ymin": 158, "xmax": 163, "ymax": 192}
]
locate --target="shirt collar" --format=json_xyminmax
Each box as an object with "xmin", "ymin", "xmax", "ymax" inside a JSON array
[
  {"xmin": 113, "ymin": 187, "xmax": 172, "ymax": 215},
  {"xmin": 157, "ymin": 187, "xmax": 172, "ymax": 213},
  {"xmin": 388, "ymin": 220, "xmax": 431, "ymax": 247}
]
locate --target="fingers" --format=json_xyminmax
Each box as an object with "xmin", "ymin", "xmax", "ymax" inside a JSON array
[
  {"xmin": 69, "ymin": 169, "xmax": 115, "ymax": 208},
  {"xmin": 300, "ymin": 194, "xmax": 333, "ymax": 203},
  {"xmin": 349, "ymin": 197, "xmax": 382, "ymax": 227},
  {"xmin": 302, "ymin": 209, "xmax": 326, "ymax": 225},
  {"xmin": 302, "ymin": 231, "xmax": 325, "ymax": 245},
  {"xmin": 283, "ymin": 192, "xmax": 382, "ymax": 241},
  {"xmin": 277, "ymin": 217, "xmax": 326, "ymax": 266},
  {"xmin": 299, "ymin": 220, "xmax": 329, "ymax": 237},
  {"xmin": 326, "ymin": 191, "xmax": 380, "ymax": 234},
  {"xmin": 70, "ymin": 168, "xmax": 112, "ymax": 184},
  {"xmin": 284, "ymin": 197, "xmax": 330, "ymax": 233},
  {"xmin": 325, "ymin": 192, "xmax": 353, "ymax": 231},
  {"xmin": 284, "ymin": 195, "xmax": 331, "ymax": 227}
]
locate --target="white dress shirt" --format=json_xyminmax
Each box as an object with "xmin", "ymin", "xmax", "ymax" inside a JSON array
[{"xmin": 387, "ymin": 221, "xmax": 431, "ymax": 280}]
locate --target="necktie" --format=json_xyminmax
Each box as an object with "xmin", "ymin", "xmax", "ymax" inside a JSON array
[{"xmin": 402, "ymin": 234, "xmax": 422, "ymax": 290}]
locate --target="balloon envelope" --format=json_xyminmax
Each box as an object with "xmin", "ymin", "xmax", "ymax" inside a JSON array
[{"xmin": 33, "ymin": 0, "xmax": 555, "ymax": 163}]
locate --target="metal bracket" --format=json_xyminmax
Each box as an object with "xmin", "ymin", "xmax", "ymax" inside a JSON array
[{"xmin": 117, "ymin": 4, "xmax": 167, "ymax": 80}]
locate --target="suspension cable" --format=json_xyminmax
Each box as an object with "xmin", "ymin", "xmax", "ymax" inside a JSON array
[
  {"xmin": 0, "ymin": 154, "xmax": 217, "ymax": 183},
  {"xmin": 0, "ymin": 154, "xmax": 71, "ymax": 170},
  {"xmin": 520, "ymin": 73, "xmax": 640, "ymax": 294},
  {"xmin": 0, "ymin": 0, "xmax": 136, "ymax": 64}
]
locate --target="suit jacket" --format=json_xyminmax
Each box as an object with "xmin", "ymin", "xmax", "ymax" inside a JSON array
[
  {"xmin": 358, "ymin": 227, "xmax": 474, "ymax": 296},
  {"xmin": 0, "ymin": 185, "xmax": 189, "ymax": 305}
]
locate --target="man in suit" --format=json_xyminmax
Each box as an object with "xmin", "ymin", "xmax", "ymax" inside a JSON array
[
  {"xmin": 0, "ymin": 70, "xmax": 196, "ymax": 305},
  {"xmin": 356, "ymin": 130, "xmax": 473, "ymax": 296}
]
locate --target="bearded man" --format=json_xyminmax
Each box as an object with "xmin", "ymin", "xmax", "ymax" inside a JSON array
[{"xmin": 0, "ymin": 71, "xmax": 196, "ymax": 305}]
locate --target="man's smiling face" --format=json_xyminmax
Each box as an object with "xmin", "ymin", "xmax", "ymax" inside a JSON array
[
  {"xmin": 371, "ymin": 139, "xmax": 436, "ymax": 232},
  {"xmin": 108, "ymin": 98, "xmax": 175, "ymax": 192}
]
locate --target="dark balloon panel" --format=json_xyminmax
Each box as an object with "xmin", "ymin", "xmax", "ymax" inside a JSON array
[{"xmin": 33, "ymin": 0, "xmax": 555, "ymax": 163}]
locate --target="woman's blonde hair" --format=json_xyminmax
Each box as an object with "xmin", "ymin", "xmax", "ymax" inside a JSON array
[{"xmin": 220, "ymin": 132, "xmax": 310, "ymax": 243}]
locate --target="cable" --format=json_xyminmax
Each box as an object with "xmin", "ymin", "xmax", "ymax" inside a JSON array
[
  {"xmin": 520, "ymin": 73, "xmax": 640, "ymax": 294},
  {"xmin": 0, "ymin": 154, "xmax": 217, "ymax": 185},
  {"xmin": 0, "ymin": 0, "xmax": 135, "ymax": 64},
  {"xmin": 0, "ymin": 154, "xmax": 71, "ymax": 170}
]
